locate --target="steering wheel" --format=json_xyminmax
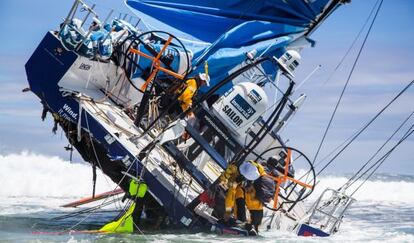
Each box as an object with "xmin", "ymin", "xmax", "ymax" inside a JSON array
[
  {"xmin": 256, "ymin": 146, "xmax": 315, "ymax": 211},
  {"xmin": 117, "ymin": 30, "xmax": 191, "ymax": 93}
]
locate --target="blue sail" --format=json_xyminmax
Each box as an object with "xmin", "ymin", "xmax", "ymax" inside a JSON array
[
  {"xmin": 126, "ymin": 0, "xmax": 336, "ymax": 43},
  {"xmin": 125, "ymin": 0, "xmax": 342, "ymax": 91}
]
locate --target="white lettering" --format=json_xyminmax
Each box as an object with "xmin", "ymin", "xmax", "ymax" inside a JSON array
[{"xmin": 62, "ymin": 104, "xmax": 78, "ymax": 120}]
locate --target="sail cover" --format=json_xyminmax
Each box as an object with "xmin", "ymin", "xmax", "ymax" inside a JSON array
[{"xmin": 126, "ymin": 0, "xmax": 343, "ymax": 90}]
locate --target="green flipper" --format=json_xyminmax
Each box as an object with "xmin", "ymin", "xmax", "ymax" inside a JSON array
[
  {"xmin": 99, "ymin": 180, "xmax": 148, "ymax": 233},
  {"xmin": 100, "ymin": 202, "xmax": 136, "ymax": 233}
]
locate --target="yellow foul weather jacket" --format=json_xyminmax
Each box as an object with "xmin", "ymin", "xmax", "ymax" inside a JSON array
[
  {"xmin": 221, "ymin": 162, "xmax": 266, "ymax": 213},
  {"xmin": 177, "ymin": 78, "xmax": 198, "ymax": 111}
]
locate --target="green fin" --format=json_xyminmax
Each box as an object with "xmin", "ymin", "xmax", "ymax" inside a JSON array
[
  {"xmin": 99, "ymin": 203, "xmax": 136, "ymax": 233},
  {"xmin": 99, "ymin": 180, "xmax": 148, "ymax": 233},
  {"xmin": 99, "ymin": 181, "xmax": 148, "ymax": 233}
]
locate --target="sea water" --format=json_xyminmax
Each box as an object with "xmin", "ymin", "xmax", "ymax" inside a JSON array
[{"xmin": 0, "ymin": 152, "xmax": 413, "ymax": 242}]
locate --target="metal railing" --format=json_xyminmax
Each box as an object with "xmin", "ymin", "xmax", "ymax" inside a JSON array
[
  {"xmin": 59, "ymin": 0, "xmax": 141, "ymax": 53},
  {"xmin": 305, "ymin": 188, "xmax": 355, "ymax": 234}
]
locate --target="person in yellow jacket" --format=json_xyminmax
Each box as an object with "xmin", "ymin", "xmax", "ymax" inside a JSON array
[
  {"xmin": 177, "ymin": 73, "xmax": 210, "ymax": 112},
  {"xmin": 220, "ymin": 160, "xmax": 266, "ymax": 235},
  {"xmin": 176, "ymin": 73, "xmax": 209, "ymax": 140}
]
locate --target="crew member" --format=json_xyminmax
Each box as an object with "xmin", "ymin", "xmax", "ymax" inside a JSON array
[
  {"xmin": 176, "ymin": 73, "xmax": 209, "ymax": 139},
  {"xmin": 177, "ymin": 73, "xmax": 210, "ymax": 113},
  {"xmin": 220, "ymin": 160, "xmax": 266, "ymax": 235},
  {"xmin": 265, "ymin": 155, "xmax": 295, "ymax": 178}
]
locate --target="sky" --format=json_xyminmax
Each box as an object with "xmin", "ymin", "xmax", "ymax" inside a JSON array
[{"xmin": 0, "ymin": 0, "xmax": 413, "ymax": 175}]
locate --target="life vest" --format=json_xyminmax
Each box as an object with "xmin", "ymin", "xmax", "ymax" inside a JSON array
[{"xmin": 219, "ymin": 164, "xmax": 239, "ymax": 184}]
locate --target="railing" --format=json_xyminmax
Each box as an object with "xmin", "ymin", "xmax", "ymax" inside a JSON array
[
  {"xmin": 305, "ymin": 188, "xmax": 355, "ymax": 234},
  {"xmin": 58, "ymin": 0, "xmax": 141, "ymax": 57}
]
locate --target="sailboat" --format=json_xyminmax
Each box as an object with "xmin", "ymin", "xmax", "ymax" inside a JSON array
[{"xmin": 25, "ymin": 0, "xmax": 358, "ymax": 237}]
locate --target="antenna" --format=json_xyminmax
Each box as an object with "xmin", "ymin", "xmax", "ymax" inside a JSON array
[
  {"xmin": 204, "ymin": 61, "xmax": 209, "ymax": 76},
  {"xmin": 295, "ymin": 64, "xmax": 322, "ymax": 92}
]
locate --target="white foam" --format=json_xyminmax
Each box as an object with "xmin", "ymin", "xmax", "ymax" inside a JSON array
[
  {"xmin": 0, "ymin": 152, "xmax": 413, "ymax": 205},
  {"xmin": 0, "ymin": 151, "xmax": 116, "ymax": 198},
  {"xmin": 0, "ymin": 153, "xmax": 412, "ymax": 241},
  {"xmin": 312, "ymin": 175, "xmax": 414, "ymax": 204}
]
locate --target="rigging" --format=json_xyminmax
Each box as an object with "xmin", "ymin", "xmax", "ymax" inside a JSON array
[
  {"xmin": 339, "ymin": 110, "xmax": 414, "ymax": 192},
  {"xmin": 349, "ymin": 123, "xmax": 414, "ymax": 197},
  {"xmin": 316, "ymin": 79, "xmax": 414, "ymax": 176},
  {"xmin": 312, "ymin": 0, "xmax": 384, "ymax": 165}
]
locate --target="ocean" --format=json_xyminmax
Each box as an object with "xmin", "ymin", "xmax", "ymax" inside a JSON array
[{"xmin": 0, "ymin": 152, "xmax": 413, "ymax": 242}]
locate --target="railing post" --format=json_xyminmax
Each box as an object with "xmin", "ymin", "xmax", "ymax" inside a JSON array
[
  {"xmin": 69, "ymin": 0, "xmax": 80, "ymax": 21},
  {"xmin": 59, "ymin": 0, "xmax": 80, "ymax": 36},
  {"xmin": 75, "ymin": 12, "xmax": 103, "ymax": 51},
  {"xmin": 80, "ymin": 3, "xmax": 96, "ymax": 28},
  {"xmin": 103, "ymin": 9, "xmax": 114, "ymax": 24},
  {"xmin": 101, "ymin": 10, "xmax": 115, "ymax": 45}
]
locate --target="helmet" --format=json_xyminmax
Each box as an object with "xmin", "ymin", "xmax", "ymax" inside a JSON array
[
  {"xmin": 267, "ymin": 156, "xmax": 279, "ymax": 167},
  {"xmin": 275, "ymin": 49, "xmax": 301, "ymax": 77},
  {"xmin": 71, "ymin": 18, "xmax": 83, "ymax": 30},
  {"xmin": 239, "ymin": 161, "xmax": 260, "ymax": 181},
  {"xmin": 197, "ymin": 73, "xmax": 210, "ymax": 87},
  {"xmin": 89, "ymin": 17, "xmax": 102, "ymax": 31},
  {"xmin": 92, "ymin": 17, "xmax": 101, "ymax": 26}
]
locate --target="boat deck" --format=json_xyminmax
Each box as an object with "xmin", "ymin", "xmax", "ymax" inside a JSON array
[{"xmin": 81, "ymin": 97, "xmax": 222, "ymax": 220}]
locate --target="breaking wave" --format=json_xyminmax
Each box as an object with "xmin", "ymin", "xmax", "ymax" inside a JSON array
[
  {"xmin": 0, "ymin": 152, "xmax": 413, "ymax": 242},
  {"xmin": 0, "ymin": 151, "xmax": 115, "ymax": 198},
  {"xmin": 313, "ymin": 174, "xmax": 414, "ymax": 204},
  {"xmin": 0, "ymin": 152, "xmax": 413, "ymax": 204}
]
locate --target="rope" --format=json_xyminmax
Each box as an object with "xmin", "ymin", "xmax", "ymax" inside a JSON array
[
  {"xmin": 349, "ymin": 123, "xmax": 414, "ymax": 197},
  {"xmin": 340, "ymin": 110, "xmax": 414, "ymax": 191},
  {"xmin": 316, "ymin": 79, "xmax": 414, "ymax": 176},
  {"xmin": 84, "ymin": 104, "xmax": 123, "ymax": 199},
  {"xmin": 86, "ymin": 99, "xmax": 135, "ymax": 136},
  {"xmin": 53, "ymin": 197, "xmax": 120, "ymax": 220},
  {"xmin": 311, "ymin": 0, "xmax": 384, "ymax": 165},
  {"xmin": 65, "ymin": 107, "xmax": 140, "ymax": 231},
  {"xmin": 148, "ymin": 96, "xmax": 161, "ymax": 130},
  {"xmin": 313, "ymin": 126, "xmax": 363, "ymax": 168},
  {"xmin": 322, "ymin": 0, "xmax": 381, "ymax": 86}
]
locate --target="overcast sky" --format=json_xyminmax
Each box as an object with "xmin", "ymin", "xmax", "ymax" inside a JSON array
[{"xmin": 0, "ymin": 0, "xmax": 413, "ymax": 175}]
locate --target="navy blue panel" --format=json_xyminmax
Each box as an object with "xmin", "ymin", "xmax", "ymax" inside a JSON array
[
  {"xmin": 297, "ymin": 223, "xmax": 330, "ymax": 237},
  {"xmin": 25, "ymin": 32, "xmax": 84, "ymax": 128},
  {"xmin": 25, "ymin": 32, "xmax": 77, "ymax": 99}
]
